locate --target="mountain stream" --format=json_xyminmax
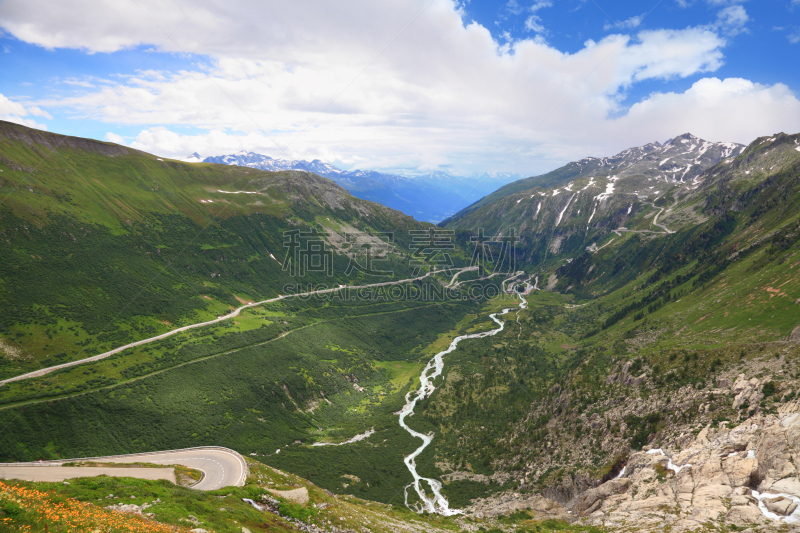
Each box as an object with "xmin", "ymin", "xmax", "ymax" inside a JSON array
[{"xmin": 398, "ymin": 290, "xmax": 528, "ymax": 515}]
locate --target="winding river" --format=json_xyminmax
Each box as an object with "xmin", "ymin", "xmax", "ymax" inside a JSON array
[{"xmin": 398, "ymin": 288, "xmax": 528, "ymax": 515}]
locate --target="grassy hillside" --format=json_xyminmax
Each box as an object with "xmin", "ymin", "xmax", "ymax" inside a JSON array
[
  {"xmin": 4, "ymin": 121, "xmax": 800, "ymax": 531},
  {"xmin": 404, "ymin": 133, "xmax": 800, "ymax": 517},
  {"xmin": 0, "ymin": 458, "xmax": 610, "ymax": 533},
  {"xmin": 0, "ymin": 120, "xmax": 438, "ymax": 380},
  {"xmin": 0, "ymin": 121, "xmax": 512, "ymax": 510}
]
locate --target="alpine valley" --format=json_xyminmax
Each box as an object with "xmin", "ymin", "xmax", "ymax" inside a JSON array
[
  {"xmin": 201, "ymin": 151, "xmax": 520, "ymax": 224},
  {"xmin": 3, "ymin": 119, "xmax": 800, "ymax": 533}
]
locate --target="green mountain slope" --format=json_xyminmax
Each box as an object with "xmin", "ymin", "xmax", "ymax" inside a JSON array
[
  {"xmin": 0, "ymin": 121, "xmax": 504, "ymax": 511},
  {"xmin": 0, "ymin": 120, "xmax": 433, "ymax": 381},
  {"xmin": 4, "ymin": 122, "xmax": 800, "ymax": 532},
  {"xmin": 405, "ymin": 133, "xmax": 800, "ymax": 529}
]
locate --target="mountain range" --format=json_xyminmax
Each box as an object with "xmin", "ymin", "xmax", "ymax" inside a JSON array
[
  {"xmin": 4, "ymin": 120, "xmax": 800, "ymax": 532},
  {"xmin": 199, "ymin": 151, "xmax": 520, "ymax": 223},
  {"xmin": 444, "ymin": 133, "xmax": 744, "ymax": 223}
]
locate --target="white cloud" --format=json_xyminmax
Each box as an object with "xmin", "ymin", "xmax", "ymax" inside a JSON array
[
  {"xmin": 61, "ymin": 77, "xmax": 96, "ymax": 88},
  {"xmin": 604, "ymin": 15, "xmax": 643, "ymax": 31},
  {"xmin": 104, "ymin": 132, "xmax": 126, "ymax": 144},
  {"xmin": 0, "ymin": 0, "xmax": 797, "ymax": 174},
  {"xmin": 524, "ymin": 0, "xmax": 552, "ymax": 34},
  {"xmin": 677, "ymin": 0, "xmax": 748, "ymax": 7},
  {"xmin": 713, "ymin": 5, "xmax": 748, "ymax": 36},
  {"xmin": 616, "ymin": 78, "xmax": 800, "ymax": 145},
  {"xmin": 0, "ymin": 94, "xmax": 49, "ymax": 129},
  {"xmin": 505, "ymin": 0, "xmax": 524, "ymax": 16},
  {"xmin": 707, "ymin": 0, "xmax": 748, "ymax": 4}
]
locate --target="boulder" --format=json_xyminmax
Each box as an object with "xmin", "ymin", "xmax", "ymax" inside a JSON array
[
  {"xmin": 575, "ymin": 478, "xmax": 630, "ymax": 516},
  {"xmin": 104, "ymin": 503, "xmax": 142, "ymax": 516},
  {"xmin": 268, "ymin": 486, "xmax": 309, "ymax": 504},
  {"xmin": 723, "ymin": 455, "xmax": 758, "ymax": 487},
  {"xmin": 790, "ymin": 323, "xmax": 800, "ymax": 343},
  {"xmin": 764, "ymin": 496, "xmax": 795, "ymax": 516},
  {"xmin": 726, "ymin": 504, "xmax": 765, "ymax": 526}
]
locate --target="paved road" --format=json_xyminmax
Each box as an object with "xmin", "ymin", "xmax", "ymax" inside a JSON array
[
  {"xmin": 0, "ymin": 466, "xmax": 175, "ymax": 483},
  {"xmin": 0, "ymin": 446, "xmax": 247, "ymax": 491},
  {"xmin": 0, "ymin": 268, "xmax": 465, "ymax": 387}
]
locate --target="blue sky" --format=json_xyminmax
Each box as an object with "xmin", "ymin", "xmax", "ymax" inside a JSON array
[{"xmin": 1, "ymin": 0, "xmax": 799, "ymax": 177}]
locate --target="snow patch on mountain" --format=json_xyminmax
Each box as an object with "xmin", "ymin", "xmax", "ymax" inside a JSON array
[{"xmin": 556, "ymin": 194, "xmax": 576, "ymax": 226}]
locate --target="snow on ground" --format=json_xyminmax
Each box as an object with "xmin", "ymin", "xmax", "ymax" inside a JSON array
[
  {"xmin": 587, "ymin": 204, "xmax": 597, "ymax": 225},
  {"xmin": 626, "ymin": 204, "xmax": 632, "ymax": 215},
  {"xmin": 660, "ymin": 158, "xmax": 670, "ymax": 166},
  {"xmin": 593, "ymin": 176, "xmax": 618, "ymax": 202},
  {"xmin": 556, "ymin": 194, "xmax": 576, "ymax": 226},
  {"xmin": 581, "ymin": 178, "xmax": 596, "ymax": 191},
  {"xmin": 752, "ymin": 491, "xmax": 800, "ymax": 524},
  {"xmin": 646, "ymin": 449, "xmax": 692, "ymax": 474},
  {"xmin": 796, "ymin": 146, "xmax": 800, "ymax": 152},
  {"xmin": 516, "ymin": 199, "xmax": 522, "ymax": 204},
  {"xmin": 536, "ymin": 202, "xmax": 542, "ymax": 216},
  {"xmin": 311, "ymin": 429, "xmax": 375, "ymax": 447}
]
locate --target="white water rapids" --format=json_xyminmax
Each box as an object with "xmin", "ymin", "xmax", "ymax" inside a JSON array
[{"xmin": 398, "ymin": 291, "xmax": 528, "ymax": 515}]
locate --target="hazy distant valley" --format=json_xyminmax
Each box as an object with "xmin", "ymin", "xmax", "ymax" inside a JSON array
[{"xmin": 201, "ymin": 151, "xmax": 521, "ymax": 223}]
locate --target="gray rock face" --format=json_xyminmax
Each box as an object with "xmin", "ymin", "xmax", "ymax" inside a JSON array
[
  {"xmin": 575, "ymin": 403, "xmax": 800, "ymax": 532},
  {"xmin": 790, "ymin": 324, "xmax": 800, "ymax": 343}
]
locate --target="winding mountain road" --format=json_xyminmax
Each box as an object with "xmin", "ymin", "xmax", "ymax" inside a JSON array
[
  {"xmin": 0, "ymin": 447, "xmax": 247, "ymax": 491},
  {"xmin": 0, "ymin": 268, "xmax": 480, "ymax": 387}
]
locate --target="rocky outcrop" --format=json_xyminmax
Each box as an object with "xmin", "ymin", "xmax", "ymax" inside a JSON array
[
  {"xmin": 732, "ymin": 374, "xmax": 763, "ymax": 410},
  {"xmin": 464, "ymin": 491, "xmax": 570, "ymax": 520},
  {"xmin": 604, "ymin": 359, "xmax": 648, "ymax": 387},
  {"xmin": 790, "ymin": 323, "xmax": 800, "ymax": 343},
  {"xmin": 268, "ymin": 487, "xmax": 309, "ymax": 504},
  {"xmin": 576, "ymin": 405, "xmax": 800, "ymax": 532},
  {"xmin": 575, "ymin": 478, "xmax": 630, "ymax": 515}
]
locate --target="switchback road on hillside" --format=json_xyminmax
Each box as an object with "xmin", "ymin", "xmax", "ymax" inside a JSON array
[
  {"xmin": 0, "ymin": 446, "xmax": 247, "ymax": 491},
  {"xmin": 1, "ymin": 267, "xmax": 481, "ymax": 387}
]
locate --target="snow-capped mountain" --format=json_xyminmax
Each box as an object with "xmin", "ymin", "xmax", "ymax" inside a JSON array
[
  {"xmin": 448, "ymin": 133, "xmax": 746, "ymax": 220},
  {"xmin": 199, "ymin": 152, "xmax": 519, "ymax": 223}
]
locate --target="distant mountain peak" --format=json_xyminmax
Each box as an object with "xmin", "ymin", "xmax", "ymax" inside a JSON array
[
  {"xmin": 201, "ymin": 151, "xmax": 520, "ymax": 223},
  {"xmin": 443, "ymin": 133, "xmax": 746, "ymax": 223}
]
